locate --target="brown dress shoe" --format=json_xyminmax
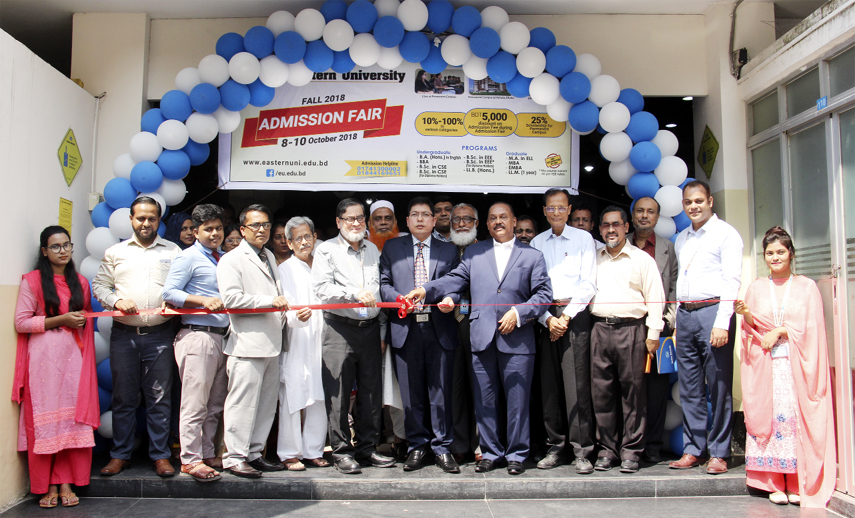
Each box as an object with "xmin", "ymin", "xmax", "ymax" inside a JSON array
[
  {"xmin": 154, "ymin": 458, "xmax": 176, "ymax": 477},
  {"xmin": 100, "ymin": 458, "xmax": 131, "ymax": 476},
  {"xmin": 706, "ymin": 457, "xmax": 728, "ymax": 474},
  {"xmin": 669, "ymin": 453, "xmax": 701, "ymax": 469},
  {"xmin": 227, "ymin": 461, "xmax": 262, "ymax": 479}
]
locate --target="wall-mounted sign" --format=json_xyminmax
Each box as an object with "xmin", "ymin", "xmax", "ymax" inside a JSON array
[
  {"xmin": 57, "ymin": 129, "xmax": 82, "ymax": 186},
  {"xmin": 697, "ymin": 125, "xmax": 719, "ymax": 180}
]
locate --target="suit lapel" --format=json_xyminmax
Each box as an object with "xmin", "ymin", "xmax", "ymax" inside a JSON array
[
  {"xmin": 485, "ymin": 241, "xmax": 500, "ymax": 283},
  {"xmin": 428, "ymin": 241, "xmax": 439, "ymax": 279},
  {"xmin": 244, "ymin": 242, "xmax": 273, "ymax": 281},
  {"xmin": 499, "ymin": 242, "xmax": 523, "ymax": 285},
  {"xmin": 655, "ymin": 238, "xmax": 667, "ymax": 277},
  {"xmin": 405, "ymin": 238, "xmax": 415, "ymax": 281}
]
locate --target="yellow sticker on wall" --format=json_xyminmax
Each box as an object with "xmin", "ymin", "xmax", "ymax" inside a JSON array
[
  {"xmin": 59, "ymin": 198, "xmax": 73, "ymax": 233},
  {"xmin": 57, "ymin": 129, "xmax": 83, "ymax": 186}
]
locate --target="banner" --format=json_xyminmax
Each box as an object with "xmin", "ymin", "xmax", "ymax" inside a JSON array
[{"xmin": 219, "ymin": 62, "xmax": 578, "ymax": 194}]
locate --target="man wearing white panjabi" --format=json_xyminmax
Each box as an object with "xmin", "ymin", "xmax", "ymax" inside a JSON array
[{"xmin": 276, "ymin": 217, "xmax": 330, "ymax": 471}]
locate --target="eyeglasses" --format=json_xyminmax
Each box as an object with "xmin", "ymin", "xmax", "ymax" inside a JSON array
[
  {"xmin": 451, "ymin": 216, "xmax": 476, "ymax": 224},
  {"xmin": 225, "ymin": 237, "xmax": 243, "ymax": 244},
  {"xmin": 600, "ymin": 222, "xmax": 625, "ymax": 230},
  {"xmin": 46, "ymin": 243, "xmax": 73, "ymax": 253},
  {"xmin": 545, "ymin": 206, "xmax": 569, "ymax": 213},
  {"xmin": 339, "ymin": 215, "xmax": 365, "ymax": 224},
  {"xmin": 408, "ymin": 211, "xmax": 433, "ymax": 220},
  {"xmin": 290, "ymin": 234, "xmax": 314, "ymax": 243},
  {"xmin": 243, "ymin": 222, "xmax": 272, "ymax": 231}
]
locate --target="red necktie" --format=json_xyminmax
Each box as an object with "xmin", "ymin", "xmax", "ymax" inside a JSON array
[{"xmin": 212, "ymin": 250, "xmax": 220, "ymax": 262}]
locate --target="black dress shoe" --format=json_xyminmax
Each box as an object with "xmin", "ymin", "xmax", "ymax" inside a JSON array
[
  {"xmin": 248, "ymin": 456, "xmax": 285, "ymax": 472},
  {"xmin": 507, "ymin": 461, "xmax": 525, "ymax": 475},
  {"xmin": 594, "ymin": 457, "xmax": 613, "ymax": 471},
  {"xmin": 356, "ymin": 451, "xmax": 396, "ymax": 468},
  {"xmin": 474, "ymin": 459, "xmax": 496, "ymax": 473},
  {"xmin": 536, "ymin": 452, "xmax": 563, "ymax": 469},
  {"xmin": 620, "ymin": 460, "xmax": 639, "ymax": 473},
  {"xmin": 403, "ymin": 450, "xmax": 427, "ymax": 472},
  {"xmin": 391, "ymin": 441, "xmax": 409, "ymax": 463},
  {"xmin": 642, "ymin": 450, "xmax": 662, "ymax": 464},
  {"xmin": 333, "ymin": 455, "xmax": 362, "ymax": 474},
  {"xmin": 436, "ymin": 453, "xmax": 461, "ymax": 474}
]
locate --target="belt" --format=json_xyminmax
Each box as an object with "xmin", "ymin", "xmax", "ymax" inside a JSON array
[
  {"xmin": 413, "ymin": 312, "xmax": 430, "ymax": 323},
  {"xmin": 680, "ymin": 298, "xmax": 720, "ymax": 312},
  {"xmin": 324, "ymin": 312, "xmax": 378, "ymax": 328},
  {"xmin": 181, "ymin": 324, "xmax": 229, "ymax": 336},
  {"xmin": 113, "ymin": 320, "xmax": 173, "ymax": 335},
  {"xmin": 553, "ymin": 298, "xmax": 572, "ymax": 305},
  {"xmin": 592, "ymin": 316, "xmax": 644, "ymax": 326}
]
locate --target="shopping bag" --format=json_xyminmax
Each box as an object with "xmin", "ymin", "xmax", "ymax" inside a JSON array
[{"xmin": 656, "ymin": 335, "xmax": 678, "ymax": 374}]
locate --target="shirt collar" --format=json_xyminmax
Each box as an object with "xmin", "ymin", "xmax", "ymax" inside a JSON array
[
  {"xmin": 194, "ymin": 240, "xmax": 222, "ymax": 256},
  {"xmin": 130, "ymin": 234, "xmax": 167, "ymax": 249},
  {"xmin": 546, "ymin": 224, "xmax": 572, "ymax": 240},
  {"xmin": 337, "ymin": 233, "xmax": 365, "ymax": 251},
  {"xmin": 412, "ymin": 234, "xmax": 432, "ymax": 247},
  {"xmin": 493, "ymin": 237, "xmax": 516, "ymax": 249},
  {"xmin": 247, "ymin": 242, "xmax": 264, "ymax": 255},
  {"xmin": 688, "ymin": 213, "xmax": 719, "ymax": 236},
  {"xmin": 599, "ymin": 240, "xmax": 631, "ymax": 260}
]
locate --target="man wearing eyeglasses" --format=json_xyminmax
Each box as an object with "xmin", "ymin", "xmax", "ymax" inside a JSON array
[
  {"xmin": 529, "ymin": 188, "xmax": 598, "ymax": 474},
  {"xmin": 312, "ymin": 198, "xmax": 396, "ymax": 474},
  {"xmin": 216, "ymin": 204, "xmax": 290, "ymax": 478}
]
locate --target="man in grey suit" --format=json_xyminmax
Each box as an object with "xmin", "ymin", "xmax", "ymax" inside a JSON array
[
  {"xmin": 629, "ymin": 197, "xmax": 677, "ymax": 464},
  {"xmin": 216, "ymin": 204, "xmax": 290, "ymax": 478}
]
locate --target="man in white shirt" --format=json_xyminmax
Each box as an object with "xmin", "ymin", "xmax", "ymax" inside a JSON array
[{"xmin": 669, "ymin": 180, "xmax": 743, "ymax": 475}]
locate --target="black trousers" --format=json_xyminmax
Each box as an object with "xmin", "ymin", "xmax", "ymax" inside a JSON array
[
  {"xmin": 644, "ymin": 372, "xmax": 670, "ymax": 454},
  {"xmin": 450, "ymin": 317, "xmax": 479, "ymax": 455}
]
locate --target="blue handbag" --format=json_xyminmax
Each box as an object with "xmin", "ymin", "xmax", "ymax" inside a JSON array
[{"xmin": 656, "ymin": 335, "xmax": 678, "ymax": 374}]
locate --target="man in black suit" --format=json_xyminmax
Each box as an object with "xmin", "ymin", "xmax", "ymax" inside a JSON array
[{"xmin": 380, "ymin": 197, "xmax": 461, "ymax": 473}]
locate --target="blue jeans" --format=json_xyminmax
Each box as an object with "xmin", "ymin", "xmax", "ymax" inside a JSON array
[{"xmin": 109, "ymin": 326, "xmax": 176, "ymax": 460}]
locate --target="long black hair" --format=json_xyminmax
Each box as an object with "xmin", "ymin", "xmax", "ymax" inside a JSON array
[{"xmin": 36, "ymin": 226, "xmax": 85, "ymax": 318}]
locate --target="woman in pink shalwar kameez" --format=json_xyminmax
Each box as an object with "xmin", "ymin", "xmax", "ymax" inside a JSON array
[
  {"xmin": 734, "ymin": 226, "xmax": 836, "ymax": 508},
  {"xmin": 12, "ymin": 226, "xmax": 100, "ymax": 508}
]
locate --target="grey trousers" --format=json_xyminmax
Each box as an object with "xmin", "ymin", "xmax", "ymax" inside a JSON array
[{"xmin": 222, "ymin": 355, "xmax": 279, "ymax": 468}]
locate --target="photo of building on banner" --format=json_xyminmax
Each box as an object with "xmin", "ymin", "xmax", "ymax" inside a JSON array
[{"xmin": 220, "ymin": 61, "xmax": 577, "ymax": 193}]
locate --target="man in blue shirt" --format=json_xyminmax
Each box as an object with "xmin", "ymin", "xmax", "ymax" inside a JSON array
[{"xmin": 162, "ymin": 204, "xmax": 229, "ymax": 483}]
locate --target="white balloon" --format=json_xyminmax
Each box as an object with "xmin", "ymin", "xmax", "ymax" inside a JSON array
[
  {"xmin": 609, "ymin": 159, "xmax": 638, "ymax": 186},
  {"xmin": 175, "ymin": 67, "xmax": 201, "ymax": 95},
  {"xmin": 267, "ymin": 10, "xmax": 296, "ymax": 37},
  {"xmin": 86, "ymin": 228, "xmax": 119, "ymax": 259},
  {"xmin": 97, "ymin": 317, "xmax": 113, "ymax": 342},
  {"xmin": 79, "ymin": 256, "xmax": 102, "ymax": 282},
  {"xmin": 228, "ymin": 52, "xmax": 261, "ymax": 85},
  {"xmin": 651, "ymin": 129, "xmax": 679, "ymax": 157},
  {"xmin": 671, "ymin": 383, "xmax": 680, "ymax": 406},
  {"xmin": 600, "ymin": 132, "xmax": 633, "ymax": 163},
  {"xmin": 295, "ymin": 9, "xmax": 325, "ymax": 41},
  {"xmin": 546, "ymin": 98, "xmax": 572, "ymax": 122},
  {"xmin": 259, "ymin": 55, "xmax": 290, "ymax": 88},
  {"xmin": 578, "ymin": 128, "xmax": 595, "ymax": 136},
  {"xmin": 480, "ymin": 6, "xmax": 509, "ymax": 32},
  {"xmin": 323, "ymin": 19, "xmax": 354, "ymax": 52},
  {"xmin": 462, "ymin": 55, "xmax": 488, "ymax": 81},
  {"xmin": 156, "ymin": 119, "xmax": 189, "ymax": 150},
  {"xmin": 599, "ymin": 102, "xmax": 631, "ymax": 133},
  {"xmin": 654, "ymin": 216, "xmax": 677, "ymax": 239},
  {"xmin": 377, "ymin": 46, "xmax": 404, "ymax": 70},
  {"xmin": 185, "ymin": 113, "xmax": 220, "ymax": 144},
  {"xmin": 588, "ymin": 74, "xmax": 621, "ymax": 108},
  {"xmin": 156, "ymin": 179, "xmax": 187, "ymax": 207},
  {"xmin": 349, "ymin": 34, "xmax": 381, "ymax": 67},
  {"xmin": 397, "ymin": 0, "xmax": 429, "ymax": 31},
  {"xmin": 528, "ymin": 73, "xmax": 560, "ymax": 106},
  {"xmin": 654, "ymin": 156, "xmax": 689, "ymax": 187},
  {"xmin": 516, "ymin": 47, "xmax": 546, "ymax": 78},
  {"xmin": 655, "ymin": 185, "xmax": 685, "ymax": 218},
  {"xmin": 574, "ymin": 53, "xmax": 602, "ymax": 79},
  {"xmin": 440, "ymin": 35, "xmax": 471, "ymax": 67},
  {"xmin": 198, "ymin": 54, "xmax": 230, "ymax": 88},
  {"xmin": 129, "ymin": 131, "xmax": 162, "ymax": 163},
  {"xmin": 94, "ymin": 333, "xmax": 110, "ymax": 365},
  {"xmin": 137, "ymin": 192, "xmax": 167, "ymax": 214},
  {"xmin": 212, "ymin": 106, "xmax": 242, "ymax": 134},
  {"xmin": 112, "ymin": 153, "xmax": 135, "ymax": 180},
  {"xmin": 664, "ymin": 400, "xmax": 683, "ymax": 431},
  {"xmin": 375, "ymin": 0, "xmax": 401, "ymax": 17},
  {"xmin": 499, "ymin": 22, "xmax": 530, "ymax": 55},
  {"xmin": 98, "ymin": 411, "xmax": 114, "ymax": 439},
  {"xmin": 287, "ymin": 60, "xmax": 314, "ymax": 86},
  {"xmin": 108, "ymin": 207, "xmax": 133, "ymax": 240}
]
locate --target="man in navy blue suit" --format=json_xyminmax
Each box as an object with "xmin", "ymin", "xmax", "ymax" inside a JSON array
[
  {"xmin": 406, "ymin": 202, "xmax": 553, "ymax": 475},
  {"xmin": 380, "ymin": 197, "xmax": 462, "ymax": 474}
]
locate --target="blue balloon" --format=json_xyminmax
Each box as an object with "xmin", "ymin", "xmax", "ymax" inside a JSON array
[
  {"xmin": 625, "ymin": 111, "xmax": 659, "ymax": 143},
  {"xmin": 506, "ymin": 73, "xmax": 532, "ymax": 98},
  {"xmin": 451, "ymin": 6, "xmax": 481, "ymax": 38},
  {"xmin": 545, "ymin": 45, "xmax": 577, "ymax": 78},
  {"xmin": 669, "ymin": 425, "xmax": 684, "ymax": 455},
  {"xmin": 374, "ymin": 16, "xmax": 405, "ymax": 48},
  {"xmin": 420, "ymin": 45, "xmax": 447, "ymax": 75},
  {"xmin": 559, "ymin": 72, "xmax": 591, "ymax": 104},
  {"xmin": 157, "ymin": 149, "xmax": 191, "ymax": 180},
  {"xmin": 91, "ymin": 295, "xmax": 104, "ymax": 314},
  {"xmin": 103, "ymin": 178, "xmax": 138, "ymax": 209},
  {"xmin": 130, "ymin": 161, "xmax": 164, "ymax": 193},
  {"xmin": 469, "ymin": 27, "xmax": 501, "ymax": 59},
  {"xmin": 529, "ymin": 27, "xmax": 556, "ymax": 53},
  {"xmin": 617, "ymin": 88, "xmax": 644, "ymax": 115},
  {"xmin": 304, "ymin": 40, "xmax": 335, "ymax": 72},
  {"xmin": 157, "ymin": 224, "xmax": 167, "ymax": 238},
  {"xmin": 673, "ymin": 210, "xmax": 691, "ymax": 232},
  {"xmin": 91, "ymin": 202, "xmax": 114, "ymax": 228},
  {"xmin": 140, "ymin": 108, "xmax": 166, "ymax": 134},
  {"xmin": 159, "ymin": 90, "xmax": 193, "ymax": 122},
  {"xmin": 567, "ymin": 101, "xmax": 599, "ymax": 133},
  {"xmin": 321, "ymin": 0, "xmax": 348, "ymax": 22},
  {"xmin": 244, "ymin": 26, "xmax": 275, "ymax": 59},
  {"xmin": 629, "ymin": 142, "xmax": 662, "ymax": 172},
  {"xmin": 346, "ymin": 0, "xmax": 378, "ymax": 33},
  {"xmin": 486, "ymin": 50, "xmax": 516, "ymax": 84},
  {"xmin": 189, "ymin": 83, "xmax": 221, "ymax": 115},
  {"xmin": 399, "ymin": 32, "xmax": 431, "ymax": 63},
  {"xmin": 669, "ymin": 372, "xmax": 679, "ymax": 385},
  {"xmin": 332, "ymin": 50, "xmax": 356, "ymax": 73},
  {"xmin": 274, "ymin": 31, "xmax": 307, "ymax": 64},
  {"xmin": 627, "ymin": 172, "xmax": 660, "ymax": 199},
  {"xmin": 248, "ymin": 79, "xmax": 276, "ymax": 107},
  {"xmin": 97, "ymin": 359, "xmax": 112, "ymax": 391},
  {"xmin": 596, "ymin": 124, "xmax": 607, "ymax": 135},
  {"xmin": 427, "ymin": 0, "xmax": 454, "ymax": 34},
  {"xmin": 183, "ymin": 140, "xmax": 210, "ymax": 166},
  {"xmin": 99, "ymin": 387, "xmax": 112, "ymax": 414},
  {"xmin": 219, "ymin": 79, "xmax": 251, "ymax": 112},
  {"xmin": 216, "ymin": 32, "xmax": 245, "ymax": 61},
  {"xmin": 680, "ymin": 178, "xmax": 693, "ymax": 189}
]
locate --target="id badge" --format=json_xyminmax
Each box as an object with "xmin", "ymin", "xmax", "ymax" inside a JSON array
[
  {"xmin": 460, "ymin": 298, "xmax": 470, "ymax": 315},
  {"xmin": 357, "ymin": 307, "xmax": 369, "ymax": 318}
]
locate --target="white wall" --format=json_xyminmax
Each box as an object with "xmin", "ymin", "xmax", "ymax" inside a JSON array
[{"xmin": 0, "ymin": 28, "xmax": 96, "ymax": 510}]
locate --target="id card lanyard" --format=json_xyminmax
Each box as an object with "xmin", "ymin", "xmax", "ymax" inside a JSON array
[
  {"xmin": 338, "ymin": 235, "xmax": 367, "ymax": 317},
  {"xmin": 680, "ymin": 228, "xmax": 710, "ymax": 299}
]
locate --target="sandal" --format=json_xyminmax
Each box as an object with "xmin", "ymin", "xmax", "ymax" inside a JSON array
[
  {"xmin": 304, "ymin": 458, "xmax": 330, "ymax": 468},
  {"xmin": 181, "ymin": 462, "xmax": 222, "ymax": 482},
  {"xmin": 59, "ymin": 492, "xmax": 79, "ymax": 507},
  {"xmin": 39, "ymin": 493, "xmax": 59, "ymax": 508},
  {"xmin": 283, "ymin": 458, "xmax": 306, "ymax": 471}
]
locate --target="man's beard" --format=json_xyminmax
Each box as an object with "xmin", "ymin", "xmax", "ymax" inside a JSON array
[
  {"xmin": 451, "ymin": 228, "xmax": 476, "ymax": 247},
  {"xmin": 369, "ymin": 224, "xmax": 400, "ymax": 251},
  {"xmin": 341, "ymin": 228, "xmax": 365, "ymax": 243}
]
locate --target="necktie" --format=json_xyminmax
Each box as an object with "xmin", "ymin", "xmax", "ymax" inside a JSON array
[
  {"xmin": 260, "ymin": 251, "xmax": 281, "ymax": 295},
  {"xmin": 414, "ymin": 242, "xmax": 428, "ymax": 312},
  {"xmin": 212, "ymin": 250, "xmax": 220, "ymax": 262}
]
